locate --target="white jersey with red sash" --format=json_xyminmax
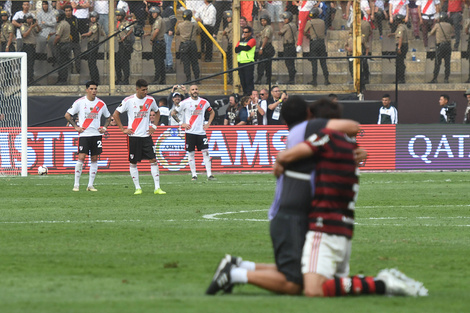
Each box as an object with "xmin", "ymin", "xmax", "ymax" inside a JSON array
[
  {"xmin": 116, "ymin": 94, "xmax": 159, "ymax": 137},
  {"xmin": 418, "ymin": 0, "xmax": 439, "ymax": 15},
  {"xmin": 176, "ymin": 97, "xmax": 213, "ymax": 135},
  {"xmin": 67, "ymin": 96, "xmax": 110, "ymax": 137},
  {"xmin": 391, "ymin": 0, "xmax": 409, "ymax": 16}
]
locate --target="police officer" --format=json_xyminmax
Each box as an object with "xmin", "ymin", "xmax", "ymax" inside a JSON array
[
  {"xmin": 429, "ymin": 13, "xmax": 454, "ymax": 84},
  {"xmin": 53, "ymin": 9, "xmax": 71, "ymax": 85},
  {"xmin": 388, "ymin": 14, "xmax": 408, "ymax": 84},
  {"xmin": 304, "ymin": 7, "xmax": 330, "ymax": 86},
  {"xmin": 175, "ymin": 10, "xmax": 200, "ymax": 83},
  {"xmin": 361, "ymin": 12, "xmax": 372, "ymax": 85},
  {"xmin": 148, "ymin": 6, "xmax": 166, "ymax": 85},
  {"xmin": 278, "ymin": 11, "xmax": 297, "ymax": 84},
  {"xmin": 81, "ymin": 11, "xmax": 105, "ymax": 84},
  {"xmin": 1, "ymin": 10, "xmax": 15, "ymax": 52},
  {"xmin": 256, "ymin": 14, "xmax": 275, "ymax": 85},
  {"xmin": 222, "ymin": 10, "xmax": 233, "ymax": 84},
  {"xmin": 115, "ymin": 8, "xmax": 134, "ymax": 85},
  {"xmin": 21, "ymin": 13, "xmax": 41, "ymax": 85}
]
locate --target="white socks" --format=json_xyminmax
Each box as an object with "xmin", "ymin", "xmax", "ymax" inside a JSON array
[
  {"xmin": 150, "ymin": 162, "xmax": 160, "ymax": 189},
  {"xmin": 240, "ymin": 261, "xmax": 256, "ymax": 271},
  {"xmin": 129, "ymin": 163, "xmax": 141, "ymax": 189},
  {"xmin": 74, "ymin": 160, "xmax": 83, "ymax": 187},
  {"xmin": 188, "ymin": 151, "xmax": 196, "ymax": 177},
  {"xmin": 230, "ymin": 268, "xmax": 248, "ymax": 284},
  {"xmin": 202, "ymin": 150, "xmax": 212, "ymax": 177},
  {"xmin": 88, "ymin": 161, "xmax": 98, "ymax": 187}
]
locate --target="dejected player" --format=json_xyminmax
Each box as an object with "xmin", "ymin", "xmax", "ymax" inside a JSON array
[
  {"xmin": 64, "ymin": 80, "xmax": 112, "ymax": 192},
  {"xmin": 112, "ymin": 79, "xmax": 166, "ymax": 195},
  {"xmin": 171, "ymin": 85, "xmax": 215, "ymax": 181}
]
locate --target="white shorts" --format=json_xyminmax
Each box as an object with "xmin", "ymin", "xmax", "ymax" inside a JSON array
[{"xmin": 301, "ymin": 231, "xmax": 352, "ymax": 279}]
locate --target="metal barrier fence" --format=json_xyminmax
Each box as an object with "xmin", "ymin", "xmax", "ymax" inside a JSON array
[{"xmin": 2, "ymin": 0, "xmax": 469, "ymax": 94}]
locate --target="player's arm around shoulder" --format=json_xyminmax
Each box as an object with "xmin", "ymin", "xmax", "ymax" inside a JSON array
[{"xmin": 326, "ymin": 119, "xmax": 360, "ymax": 137}]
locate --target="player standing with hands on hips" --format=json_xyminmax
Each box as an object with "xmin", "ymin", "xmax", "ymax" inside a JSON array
[
  {"xmin": 113, "ymin": 79, "xmax": 166, "ymax": 195},
  {"xmin": 171, "ymin": 85, "xmax": 216, "ymax": 181},
  {"xmin": 64, "ymin": 81, "xmax": 112, "ymax": 192}
]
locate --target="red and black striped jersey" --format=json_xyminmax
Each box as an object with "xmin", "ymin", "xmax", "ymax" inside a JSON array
[{"xmin": 304, "ymin": 128, "xmax": 359, "ymax": 239}]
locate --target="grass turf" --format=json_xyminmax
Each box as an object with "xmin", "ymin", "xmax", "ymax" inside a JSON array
[{"xmin": 0, "ymin": 172, "xmax": 469, "ymax": 312}]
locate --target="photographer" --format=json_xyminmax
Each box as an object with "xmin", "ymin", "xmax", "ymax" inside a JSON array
[
  {"xmin": 12, "ymin": 1, "xmax": 32, "ymax": 51},
  {"xmin": 267, "ymin": 86, "xmax": 288, "ymax": 125},
  {"xmin": 439, "ymin": 94, "xmax": 456, "ymax": 124},
  {"xmin": 21, "ymin": 13, "xmax": 41, "ymax": 85}
]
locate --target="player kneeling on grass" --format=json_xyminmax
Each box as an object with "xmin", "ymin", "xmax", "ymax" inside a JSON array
[
  {"xmin": 65, "ymin": 80, "xmax": 112, "ymax": 192},
  {"xmin": 112, "ymin": 79, "xmax": 166, "ymax": 195}
]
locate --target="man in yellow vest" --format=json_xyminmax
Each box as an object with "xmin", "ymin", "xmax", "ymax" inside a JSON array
[{"xmin": 235, "ymin": 26, "xmax": 256, "ymax": 96}]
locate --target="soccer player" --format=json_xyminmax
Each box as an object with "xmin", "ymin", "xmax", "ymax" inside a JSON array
[
  {"xmin": 112, "ymin": 79, "xmax": 166, "ymax": 195},
  {"xmin": 171, "ymin": 85, "xmax": 215, "ymax": 181},
  {"xmin": 64, "ymin": 81, "xmax": 111, "ymax": 192}
]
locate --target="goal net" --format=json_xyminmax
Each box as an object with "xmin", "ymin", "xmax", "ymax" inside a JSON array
[{"xmin": 0, "ymin": 52, "xmax": 28, "ymax": 176}]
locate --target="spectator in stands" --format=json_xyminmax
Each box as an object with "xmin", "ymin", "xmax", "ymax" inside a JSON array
[
  {"xmin": 255, "ymin": 14, "xmax": 275, "ymax": 85},
  {"xmin": 12, "ymin": 1, "xmax": 31, "ymax": 51},
  {"xmin": 129, "ymin": 0, "xmax": 147, "ymax": 29},
  {"xmin": 64, "ymin": 4, "xmax": 81, "ymax": 74},
  {"xmin": 463, "ymin": 88, "xmax": 470, "ymax": 123},
  {"xmin": 286, "ymin": 1, "xmax": 299, "ymax": 24},
  {"xmin": 56, "ymin": 1, "xmax": 71, "ymax": 10},
  {"xmin": 377, "ymin": 94, "xmax": 398, "ymax": 124},
  {"xmin": 240, "ymin": 0, "xmax": 254, "ymax": 27},
  {"xmin": 371, "ymin": 0, "xmax": 388, "ymax": 39},
  {"xmin": 240, "ymin": 15, "xmax": 247, "ymax": 31},
  {"xmin": 222, "ymin": 10, "xmax": 233, "ymax": 84},
  {"xmin": 329, "ymin": 93, "xmax": 339, "ymax": 103},
  {"xmin": 235, "ymin": 26, "xmax": 256, "ymax": 96},
  {"xmin": 361, "ymin": 12, "xmax": 371, "ymax": 85},
  {"xmin": 267, "ymin": 86, "xmax": 287, "ymax": 125},
  {"xmin": 168, "ymin": 85, "xmax": 187, "ymax": 126},
  {"xmin": 176, "ymin": 10, "xmax": 200, "ymax": 83},
  {"xmin": 429, "ymin": 12, "xmax": 453, "ymax": 83},
  {"xmin": 37, "ymin": 1, "xmax": 56, "ymax": 64},
  {"xmin": 247, "ymin": 90, "xmax": 262, "ymax": 125},
  {"xmin": 389, "ymin": 0, "xmax": 409, "ymax": 33},
  {"xmin": 158, "ymin": 97, "xmax": 170, "ymax": 126},
  {"xmin": 304, "ymin": 7, "xmax": 330, "ymax": 86},
  {"xmin": 238, "ymin": 95, "xmax": 250, "ymax": 125},
  {"xmin": 195, "ymin": 0, "xmax": 216, "ymax": 62},
  {"xmin": 279, "ymin": 11, "xmax": 297, "ymax": 84},
  {"xmin": 162, "ymin": 3, "xmax": 176, "ymax": 73},
  {"xmin": 115, "ymin": 8, "xmax": 134, "ymax": 85},
  {"xmin": 1, "ymin": 10, "xmax": 15, "ymax": 52},
  {"xmin": 408, "ymin": 1, "xmax": 420, "ymax": 39},
  {"xmin": 21, "ymin": 13, "xmax": 41, "ymax": 85},
  {"xmin": 213, "ymin": 0, "xmax": 231, "ymax": 33},
  {"xmin": 224, "ymin": 94, "xmax": 240, "ymax": 125},
  {"xmin": 71, "ymin": 0, "xmax": 91, "ymax": 34},
  {"xmin": 94, "ymin": 0, "xmax": 109, "ymax": 34},
  {"xmin": 447, "ymin": 0, "xmax": 464, "ymax": 51},
  {"xmin": 82, "ymin": 11, "xmax": 105, "ymax": 84},
  {"xmin": 296, "ymin": 0, "xmax": 315, "ymax": 53},
  {"xmin": 439, "ymin": 94, "xmax": 456, "ymax": 123},
  {"xmin": 465, "ymin": 19, "xmax": 470, "ymax": 83},
  {"xmin": 265, "ymin": 1, "xmax": 284, "ymax": 29},
  {"xmin": 388, "ymin": 14, "xmax": 408, "ymax": 84},
  {"xmin": 417, "ymin": 0, "xmax": 440, "ymax": 49},
  {"xmin": 345, "ymin": 29, "xmax": 354, "ymax": 80},
  {"xmin": 149, "ymin": 110, "xmax": 157, "ymax": 125},
  {"xmin": 256, "ymin": 88, "xmax": 269, "ymax": 125}
]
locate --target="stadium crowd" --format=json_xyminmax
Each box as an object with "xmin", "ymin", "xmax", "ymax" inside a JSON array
[{"xmin": 0, "ymin": 1, "xmax": 469, "ymax": 86}]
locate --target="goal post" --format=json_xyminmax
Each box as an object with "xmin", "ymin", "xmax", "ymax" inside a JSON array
[{"xmin": 0, "ymin": 52, "xmax": 28, "ymax": 176}]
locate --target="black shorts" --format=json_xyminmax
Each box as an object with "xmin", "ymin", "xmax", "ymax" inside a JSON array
[
  {"xmin": 185, "ymin": 133, "xmax": 208, "ymax": 152},
  {"xmin": 128, "ymin": 136, "xmax": 156, "ymax": 163},
  {"xmin": 270, "ymin": 213, "xmax": 309, "ymax": 286},
  {"xmin": 78, "ymin": 136, "xmax": 103, "ymax": 156}
]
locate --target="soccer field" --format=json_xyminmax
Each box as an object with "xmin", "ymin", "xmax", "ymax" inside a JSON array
[{"xmin": 1, "ymin": 172, "xmax": 469, "ymax": 312}]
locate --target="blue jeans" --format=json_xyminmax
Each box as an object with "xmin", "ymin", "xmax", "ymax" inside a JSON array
[
  {"xmin": 164, "ymin": 33, "xmax": 173, "ymax": 67},
  {"xmin": 99, "ymin": 14, "xmax": 109, "ymax": 35}
]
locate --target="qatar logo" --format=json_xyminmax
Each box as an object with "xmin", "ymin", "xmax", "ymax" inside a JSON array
[{"xmin": 155, "ymin": 127, "xmax": 188, "ymax": 171}]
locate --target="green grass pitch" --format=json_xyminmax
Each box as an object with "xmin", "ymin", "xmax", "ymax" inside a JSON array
[{"xmin": 0, "ymin": 171, "xmax": 469, "ymax": 312}]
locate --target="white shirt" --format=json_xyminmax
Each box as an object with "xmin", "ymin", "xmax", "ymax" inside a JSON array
[
  {"xmin": 116, "ymin": 94, "xmax": 159, "ymax": 137},
  {"xmin": 13, "ymin": 11, "xmax": 32, "ymax": 39},
  {"xmin": 195, "ymin": 3, "xmax": 216, "ymax": 26},
  {"xmin": 72, "ymin": 0, "xmax": 91, "ymax": 19},
  {"xmin": 94, "ymin": 0, "xmax": 109, "ymax": 14},
  {"xmin": 299, "ymin": 1, "xmax": 315, "ymax": 12},
  {"xmin": 390, "ymin": 0, "xmax": 409, "ymax": 16},
  {"xmin": 417, "ymin": 0, "xmax": 440, "ymax": 16},
  {"xmin": 175, "ymin": 97, "xmax": 213, "ymax": 135},
  {"xmin": 259, "ymin": 99, "xmax": 268, "ymax": 125},
  {"xmin": 377, "ymin": 105, "xmax": 398, "ymax": 124},
  {"xmin": 67, "ymin": 96, "xmax": 110, "ymax": 137}
]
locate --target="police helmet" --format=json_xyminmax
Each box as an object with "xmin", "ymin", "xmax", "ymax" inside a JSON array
[
  {"xmin": 149, "ymin": 6, "xmax": 161, "ymax": 14},
  {"xmin": 223, "ymin": 10, "xmax": 232, "ymax": 19},
  {"xmin": 115, "ymin": 8, "xmax": 126, "ymax": 17},
  {"xmin": 395, "ymin": 14, "xmax": 405, "ymax": 23},
  {"xmin": 89, "ymin": 11, "xmax": 99, "ymax": 20},
  {"xmin": 55, "ymin": 9, "xmax": 66, "ymax": 21},
  {"xmin": 0, "ymin": 10, "xmax": 9, "ymax": 18},
  {"xmin": 309, "ymin": 7, "xmax": 321, "ymax": 19},
  {"xmin": 280, "ymin": 11, "xmax": 293, "ymax": 22},
  {"xmin": 183, "ymin": 9, "xmax": 192, "ymax": 21},
  {"xmin": 260, "ymin": 14, "xmax": 271, "ymax": 25},
  {"xmin": 438, "ymin": 12, "xmax": 448, "ymax": 22}
]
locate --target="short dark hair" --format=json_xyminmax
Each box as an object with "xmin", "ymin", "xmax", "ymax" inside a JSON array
[
  {"xmin": 243, "ymin": 26, "xmax": 253, "ymax": 33},
  {"xmin": 309, "ymin": 98, "xmax": 343, "ymax": 119},
  {"xmin": 240, "ymin": 16, "xmax": 247, "ymax": 22},
  {"xmin": 440, "ymin": 94, "xmax": 449, "ymax": 101},
  {"xmin": 86, "ymin": 80, "xmax": 98, "ymax": 88},
  {"xmin": 382, "ymin": 93, "xmax": 391, "ymax": 99},
  {"xmin": 136, "ymin": 79, "xmax": 148, "ymax": 88},
  {"xmin": 64, "ymin": 4, "xmax": 72, "ymax": 11},
  {"xmin": 42, "ymin": 1, "xmax": 49, "ymax": 5},
  {"xmin": 159, "ymin": 97, "xmax": 167, "ymax": 106},
  {"xmin": 281, "ymin": 96, "xmax": 308, "ymax": 129},
  {"xmin": 270, "ymin": 85, "xmax": 279, "ymax": 92}
]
